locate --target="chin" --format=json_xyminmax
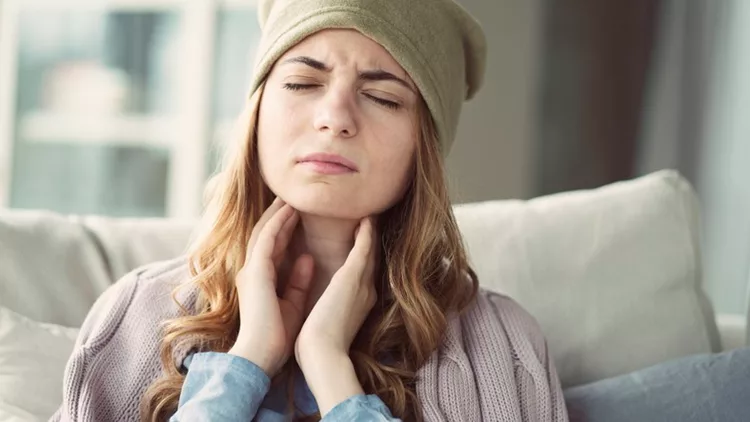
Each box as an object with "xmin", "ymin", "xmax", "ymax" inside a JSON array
[{"xmin": 279, "ymin": 187, "xmax": 368, "ymax": 220}]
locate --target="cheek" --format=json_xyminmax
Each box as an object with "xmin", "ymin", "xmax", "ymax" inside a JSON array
[
  {"xmin": 256, "ymin": 94, "xmax": 299, "ymax": 180},
  {"xmin": 258, "ymin": 86, "xmax": 304, "ymax": 141},
  {"xmin": 368, "ymin": 141, "xmax": 416, "ymax": 207},
  {"xmin": 256, "ymin": 114, "xmax": 284, "ymax": 189}
]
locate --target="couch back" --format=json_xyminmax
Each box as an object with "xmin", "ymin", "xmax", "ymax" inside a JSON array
[{"xmin": 0, "ymin": 170, "xmax": 723, "ymax": 387}]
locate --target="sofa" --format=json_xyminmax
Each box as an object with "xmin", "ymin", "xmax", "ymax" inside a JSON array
[{"xmin": 0, "ymin": 169, "xmax": 747, "ymax": 420}]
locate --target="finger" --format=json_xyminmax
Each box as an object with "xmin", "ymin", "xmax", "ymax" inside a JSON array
[
  {"xmin": 362, "ymin": 217, "xmax": 378, "ymax": 282},
  {"xmin": 245, "ymin": 197, "xmax": 285, "ymax": 259},
  {"xmin": 282, "ymin": 254, "xmax": 314, "ymax": 316},
  {"xmin": 339, "ymin": 217, "xmax": 374, "ymax": 281},
  {"xmin": 363, "ymin": 218, "xmax": 378, "ymax": 280},
  {"xmin": 271, "ymin": 208, "xmax": 300, "ymax": 267},
  {"xmin": 255, "ymin": 197, "xmax": 284, "ymax": 233},
  {"xmin": 251, "ymin": 204, "xmax": 296, "ymax": 263}
]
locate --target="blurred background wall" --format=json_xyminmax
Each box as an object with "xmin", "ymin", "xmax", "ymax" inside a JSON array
[
  {"xmin": 447, "ymin": 0, "xmax": 540, "ymax": 202},
  {"xmin": 0, "ymin": 0, "xmax": 748, "ymax": 314}
]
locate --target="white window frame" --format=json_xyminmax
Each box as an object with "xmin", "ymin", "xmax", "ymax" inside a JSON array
[{"xmin": 0, "ymin": 0, "xmax": 257, "ymax": 218}]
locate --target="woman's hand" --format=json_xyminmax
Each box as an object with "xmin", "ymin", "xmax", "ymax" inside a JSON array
[
  {"xmin": 228, "ymin": 198, "xmax": 315, "ymax": 378},
  {"xmin": 294, "ymin": 217, "xmax": 378, "ymax": 415},
  {"xmin": 296, "ymin": 216, "xmax": 377, "ymax": 356}
]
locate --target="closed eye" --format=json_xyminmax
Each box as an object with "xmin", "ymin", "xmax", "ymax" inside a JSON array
[
  {"xmin": 283, "ymin": 83, "xmax": 317, "ymax": 91},
  {"xmin": 363, "ymin": 93, "xmax": 401, "ymax": 110},
  {"xmin": 282, "ymin": 83, "xmax": 402, "ymax": 110}
]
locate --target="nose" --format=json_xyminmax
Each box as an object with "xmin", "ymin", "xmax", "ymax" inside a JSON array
[{"xmin": 313, "ymin": 87, "xmax": 358, "ymax": 138}]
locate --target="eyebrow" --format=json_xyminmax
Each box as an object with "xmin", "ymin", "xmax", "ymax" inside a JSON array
[{"xmin": 281, "ymin": 56, "xmax": 416, "ymax": 92}]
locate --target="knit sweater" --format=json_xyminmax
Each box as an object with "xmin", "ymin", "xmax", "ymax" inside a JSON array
[{"xmin": 51, "ymin": 257, "xmax": 569, "ymax": 421}]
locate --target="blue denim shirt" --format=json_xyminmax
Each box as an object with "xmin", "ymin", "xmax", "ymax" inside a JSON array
[{"xmin": 169, "ymin": 352, "xmax": 400, "ymax": 421}]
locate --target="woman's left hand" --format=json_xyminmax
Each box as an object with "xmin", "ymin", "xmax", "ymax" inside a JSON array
[
  {"xmin": 294, "ymin": 217, "xmax": 378, "ymax": 415},
  {"xmin": 295, "ymin": 216, "xmax": 377, "ymax": 357}
]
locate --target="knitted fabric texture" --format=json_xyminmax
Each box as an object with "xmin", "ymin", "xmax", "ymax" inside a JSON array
[
  {"xmin": 51, "ymin": 258, "xmax": 568, "ymax": 421},
  {"xmin": 249, "ymin": 0, "xmax": 487, "ymax": 155}
]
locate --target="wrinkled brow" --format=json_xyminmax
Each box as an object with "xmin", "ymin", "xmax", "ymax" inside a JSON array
[{"xmin": 282, "ymin": 56, "xmax": 416, "ymax": 92}]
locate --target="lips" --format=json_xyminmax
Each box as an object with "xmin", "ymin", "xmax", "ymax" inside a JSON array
[{"xmin": 297, "ymin": 152, "xmax": 359, "ymax": 172}]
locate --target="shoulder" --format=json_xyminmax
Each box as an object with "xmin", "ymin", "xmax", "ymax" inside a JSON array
[
  {"xmin": 473, "ymin": 288, "xmax": 539, "ymax": 327},
  {"xmin": 474, "ymin": 289, "xmax": 547, "ymax": 351},
  {"xmin": 134, "ymin": 255, "xmax": 196, "ymax": 311},
  {"xmin": 469, "ymin": 291, "xmax": 569, "ymax": 421},
  {"xmin": 114, "ymin": 255, "xmax": 196, "ymax": 322},
  {"xmin": 416, "ymin": 289, "xmax": 556, "ymax": 420},
  {"xmin": 56, "ymin": 256, "xmax": 197, "ymax": 420},
  {"xmin": 454, "ymin": 288, "xmax": 549, "ymax": 368},
  {"xmin": 419, "ymin": 287, "xmax": 550, "ymax": 371},
  {"xmin": 76, "ymin": 256, "xmax": 195, "ymax": 351},
  {"xmin": 430, "ymin": 287, "xmax": 551, "ymax": 377},
  {"xmin": 418, "ymin": 289, "xmax": 569, "ymax": 421}
]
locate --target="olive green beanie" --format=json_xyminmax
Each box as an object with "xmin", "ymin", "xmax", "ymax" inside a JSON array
[{"xmin": 250, "ymin": 0, "xmax": 487, "ymax": 155}]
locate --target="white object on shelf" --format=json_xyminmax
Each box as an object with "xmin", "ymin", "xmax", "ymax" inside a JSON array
[
  {"xmin": 19, "ymin": 111, "xmax": 178, "ymax": 147},
  {"xmin": 42, "ymin": 61, "xmax": 129, "ymax": 115}
]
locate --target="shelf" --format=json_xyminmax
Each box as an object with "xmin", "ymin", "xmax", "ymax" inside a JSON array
[
  {"xmin": 19, "ymin": 111, "xmax": 178, "ymax": 148},
  {"xmin": 218, "ymin": 0, "xmax": 258, "ymax": 9},
  {"xmin": 14, "ymin": 0, "xmax": 257, "ymax": 12}
]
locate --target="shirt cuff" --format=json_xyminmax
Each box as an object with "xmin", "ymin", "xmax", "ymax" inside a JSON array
[
  {"xmin": 323, "ymin": 394, "xmax": 399, "ymax": 421},
  {"xmin": 174, "ymin": 352, "xmax": 271, "ymax": 421}
]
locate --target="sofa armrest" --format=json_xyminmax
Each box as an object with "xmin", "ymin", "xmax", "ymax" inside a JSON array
[{"xmin": 716, "ymin": 313, "xmax": 747, "ymax": 351}]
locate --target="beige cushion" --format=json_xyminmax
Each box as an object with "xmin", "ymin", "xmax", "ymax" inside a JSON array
[
  {"xmin": 454, "ymin": 170, "xmax": 720, "ymax": 387},
  {"xmin": 0, "ymin": 170, "xmax": 721, "ymax": 388},
  {"xmin": 0, "ymin": 306, "xmax": 78, "ymax": 420},
  {"xmin": 0, "ymin": 211, "xmax": 110, "ymax": 327},
  {"xmin": 0, "ymin": 210, "xmax": 193, "ymax": 327}
]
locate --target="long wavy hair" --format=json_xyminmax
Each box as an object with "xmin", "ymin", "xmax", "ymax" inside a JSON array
[{"xmin": 140, "ymin": 80, "xmax": 479, "ymax": 421}]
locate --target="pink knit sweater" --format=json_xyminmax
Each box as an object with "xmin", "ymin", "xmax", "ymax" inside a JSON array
[{"xmin": 51, "ymin": 257, "xmax": 568, "ymax": 421}]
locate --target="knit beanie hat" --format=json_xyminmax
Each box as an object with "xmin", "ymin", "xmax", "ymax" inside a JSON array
[{"xmin": 249, "ymin": 0, "xmax": 487, "ymax": 155}]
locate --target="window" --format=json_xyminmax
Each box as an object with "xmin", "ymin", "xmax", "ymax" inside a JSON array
[{"xmin": 0, "ymin": 0, "xmax": 260, "ymax": 218}]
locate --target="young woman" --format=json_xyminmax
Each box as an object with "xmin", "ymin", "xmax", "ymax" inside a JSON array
[{"xmin": 52, "ymin": 0, "xmax": 568, "ymax": 421}]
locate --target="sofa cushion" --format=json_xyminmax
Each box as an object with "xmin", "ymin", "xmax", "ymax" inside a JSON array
[
  {"xmin": 453, "ymin": 170, "xmax": 720, "ymax": 387},
  {"xmin": 78, "ymin": 215, "xmax": 194, "ymax": 283},
  {"xmin": 0, "ymin": 170, "xmax": 721, "ymax": 387},
  {"xmin": 0, "ymin": 306, "xmax": 78, "ymax": 420},
  {"xmin": 0, "ymin": 210, "xmax": 193, "ymax": 327},
  {"xmin": 563, "ymin": 346, "xmax": 750, "ymax": 422},
  {"xmin": 0, "ymin": 211, "xmax": 110, "ymax": 327}
]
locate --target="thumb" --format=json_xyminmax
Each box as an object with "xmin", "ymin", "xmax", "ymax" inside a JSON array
[{"xmin": 282, "ymin": 254, "xmax": 314, "ymax": 318}]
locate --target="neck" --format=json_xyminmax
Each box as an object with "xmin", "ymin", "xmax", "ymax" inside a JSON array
[{"xmin": 286, "ymin": 213, "xmax": 360, "ymax": 314}]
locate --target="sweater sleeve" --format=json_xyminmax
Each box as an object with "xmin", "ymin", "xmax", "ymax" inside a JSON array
[
  {"xmin": 486, "ymin": 293, "xmax": 569, "ymax": 422},
  {"xmin": 540, "ymin": 337, "xmax": 568, "ymax": 422},
  {"xmin": 416, "ymin": 291, "xmax": 569, "ymax": 422},
  {"xmin": 169, "ymin": 352, "xmax": 271, "ymax": 421},
  {"xmin": 49, "ymin": 270, "xmax": 141, "ymax": 422}
]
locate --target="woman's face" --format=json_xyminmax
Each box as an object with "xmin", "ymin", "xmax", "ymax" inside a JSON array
[{"xmin": 257, "ymin": 29, "xmax": 419, "ymax": 219}]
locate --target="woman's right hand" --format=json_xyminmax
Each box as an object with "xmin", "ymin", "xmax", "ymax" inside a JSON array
[{"xmin": 228, "ymin": 198, "xmax": 314, "ymax": 378}]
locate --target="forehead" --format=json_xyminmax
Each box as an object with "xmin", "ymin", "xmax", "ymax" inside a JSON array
[{"xmin": 277, "ymin": 29, "xmax": 413, "ymax": 81}]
